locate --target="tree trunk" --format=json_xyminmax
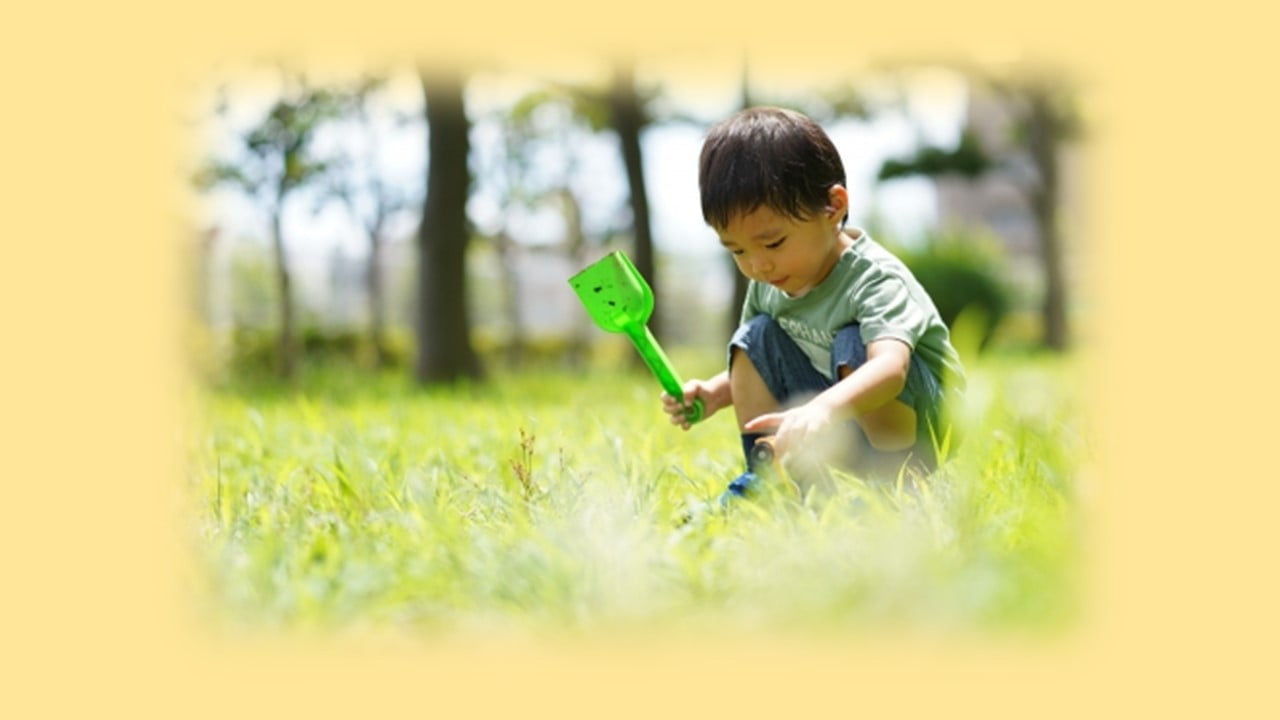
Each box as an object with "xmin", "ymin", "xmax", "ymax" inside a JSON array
[
  {"xmin": 494, "ymin": 230, "xmax": 525, "ymax": 368},
  {"xmin": 610, "ymin": 62, "xmax": 662, "ymax": 341},
  {"xmin": 415, "ymin": 70, "xmax": 482, "ymax": 384},
  {"xmin": 728, "ymin": 61, "xmax": 752, "ymax": 335},
  {"xmin": 366, "ymin": 220, "xmax": 387, "ymax": 368},
  {"xmin": 195, "ymin": 226, "xmax": 218, "ymax": 327},
  {"xmin": 269, "ymin": 204, "xmax": 298, "ymax": 379},
  {"xmin": 1027, "ymin": 89, "xmax": 1069, "ymax": 351},
  {"xmin": 559, "ymin": 188, "xmax": 590, "ymax": 370}
]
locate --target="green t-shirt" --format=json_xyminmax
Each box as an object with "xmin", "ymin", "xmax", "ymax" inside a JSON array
[{"xmin": 741, "ymin": 231, "xmax": 966, "ymax": 393}]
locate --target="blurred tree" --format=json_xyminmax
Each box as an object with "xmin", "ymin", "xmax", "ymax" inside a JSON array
[
  {"xmin": 608, "ymin": 61, "xmax": 662, "ymax": 340},
  {"xmin": 485, "ymin": 89, "xmax": 556, "ymax": 367},
  {"xmin": 496, "ymin": 66, "xmax": 670, "ymax": 360},
  {"xmin": 531, "ymin": 63, "xmax": 667, "ymax": 342},
  {"xmin": 877, "ymin": 128, "xmax": 990, "ymax": 180},
  {"xmin": 191, "ymin": 225, "xmax": 219, "ymax": 327},
  {"xmin": 478, "ymin": 86, "xmax": 599, "ymax": 368},
  {"xmin": 324, "ymin": 74, "xmax": 420, "ymax": 369},
  {"xmin": 488, "ymin": 152, "xmax": 528, "ymax": 368},
  {"xmin": 726, "ymin": 62, "xmax": 753, "ymax": 336},
  {"xmin": 416, "ymin": 69, "xmax": 483, "ymax": 384},
  {"xmin": 227, "ymin": 242, "xmax": 275, "ymax": 329},
  {"xmin": 194, "ymin": 73, "xmax": 343, "ymax": 378},
  {"xmin": 553, "ymin": 187, "xmax": 592, "ymax": 367},
  {"xmin": 877, "ymin": 66, "xmax": 1081, "ymax": 351}
]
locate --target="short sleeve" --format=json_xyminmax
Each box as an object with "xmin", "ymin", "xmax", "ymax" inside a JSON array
[{"xmin": 851, "ymin": 274, "xmax": 931, "ymax": 349}]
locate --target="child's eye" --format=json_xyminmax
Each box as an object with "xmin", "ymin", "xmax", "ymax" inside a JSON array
[
  {"xmin": 765, "ymin": 237, "xmax": 787, "ymax": 249},
  {"xmin": 730, "ymin": 248, "xmax": 745, "ymax": 256}
]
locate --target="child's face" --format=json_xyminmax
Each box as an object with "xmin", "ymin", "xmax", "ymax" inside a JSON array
[{"xmin": 717, "ymin": 187, "xmax": 850, "ymax": 298}]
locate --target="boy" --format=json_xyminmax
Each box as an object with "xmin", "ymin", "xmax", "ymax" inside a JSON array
[{"xmin": 661, "ymin": 107, "xmax": 965, "ymax": 498}]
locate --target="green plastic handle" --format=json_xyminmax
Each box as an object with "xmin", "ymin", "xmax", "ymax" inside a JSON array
[{"xmin": 627, "ymin": 324, "xmax": 705, "ymax": 423}]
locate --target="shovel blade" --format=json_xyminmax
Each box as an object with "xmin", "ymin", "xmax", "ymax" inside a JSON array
[{"xmin": 568, "ymin": 251, "xmax": 654, "ymax": 333}]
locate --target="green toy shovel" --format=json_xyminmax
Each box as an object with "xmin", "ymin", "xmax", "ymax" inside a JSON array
[{"xmin": 569, "ymin": 251, "xmax": 704, "ymax": 424}]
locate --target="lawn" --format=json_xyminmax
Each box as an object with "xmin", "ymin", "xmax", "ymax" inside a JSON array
[{"xmin": 185, "ymin": 348, "xmax": 1086, "ymax": 639}]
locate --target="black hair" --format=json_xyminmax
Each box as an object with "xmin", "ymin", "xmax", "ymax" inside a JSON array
[{"xmin": 698, "ymin": 107, "xmax": 847, "ymax": 230}]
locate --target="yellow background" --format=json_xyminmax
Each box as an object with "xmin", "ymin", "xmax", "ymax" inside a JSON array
[{"xmin": 4, "ymin": 1, "xmax": 1276, "ymax": 716}]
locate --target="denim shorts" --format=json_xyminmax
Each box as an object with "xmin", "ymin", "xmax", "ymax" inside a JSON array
[{"xmin": 728, "ymin": 313, "xmax": 946, "ymax": 474}]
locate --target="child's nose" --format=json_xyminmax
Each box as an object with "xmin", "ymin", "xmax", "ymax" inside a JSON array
[{"xmin": 751, "ymin": 256, "xmax": 774, "ymax": 275}]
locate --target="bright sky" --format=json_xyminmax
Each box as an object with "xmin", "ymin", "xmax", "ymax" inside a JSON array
[{"xmin": 193, "ymin": 62, "xmax": 967, "ymax": 261}]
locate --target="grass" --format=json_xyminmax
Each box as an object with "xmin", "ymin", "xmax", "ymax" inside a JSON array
[{"xmin": 185, "ymin": 348, "xmax": 1086, "ymax": 640}]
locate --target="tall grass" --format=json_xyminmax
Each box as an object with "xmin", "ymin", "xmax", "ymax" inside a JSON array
[{"xmin": 186, "ymin": 351, "xmax": 1084, "ymax": 639}]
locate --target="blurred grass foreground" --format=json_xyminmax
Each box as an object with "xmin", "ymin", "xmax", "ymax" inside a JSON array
[{"xmin": 185, "ymin": 347, "xmax": 1086, "ymax": 639}]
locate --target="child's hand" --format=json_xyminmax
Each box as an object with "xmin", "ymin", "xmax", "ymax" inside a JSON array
[
  {"xmin": 743, "ymin": 399, "xmax": 839, "ymax": 459},
  {"xmin": 662, "ymin": 379, "xmax": 716, "ymax": 430}
]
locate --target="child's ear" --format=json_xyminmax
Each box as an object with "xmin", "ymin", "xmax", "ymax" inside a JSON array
[{"xmin": 826, "ymin": 185, "xmax": 850, "ymax": 223}]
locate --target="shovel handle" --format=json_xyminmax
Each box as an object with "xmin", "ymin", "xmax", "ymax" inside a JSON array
[{"xmin": 629, "ymin": 325, "xmax": 704, "ymax": 424}]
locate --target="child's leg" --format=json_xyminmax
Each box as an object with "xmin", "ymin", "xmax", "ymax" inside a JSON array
[
  {"xmin": 836, "ymin": 363, "xmax": 917, "ymax": 451},
  {"xmin": 729, "ymin": 346, "xmax": 777, "ymax": 432},
  {"xmin": 833, "ymin": 325, "xmax": 944, "ymax": 472},
  {"xmin": 728, "ymin": 315, "xmax": 830, "ymax": 471},
  {"xmin": 729, "ymin": 347, "xmax": 775, "ymax": 470}
]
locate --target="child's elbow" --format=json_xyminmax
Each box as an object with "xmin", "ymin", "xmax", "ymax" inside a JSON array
[
  {"xmin": 867, "ymin": 340, "xmax": 912, "ymax": 397},
  {"xmin": 885, "ymin": 368, "xmax": 908, "ymax": 399},
  {"xmin": 885, "ymin": 355, "xmax": 910, "ymax": 395}
]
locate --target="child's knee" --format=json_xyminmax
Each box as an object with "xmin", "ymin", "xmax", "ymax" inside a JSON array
[
  {"xmin": 856, "ymin": 400, "xmax": 918, "ymax": 451},
  {"xmin": 729, "ymin": 346, "xmax": 768, "ymax": 393},
  {"xmin": 727, "ymin": 314, "xmax": 780, "ymax": 380}
]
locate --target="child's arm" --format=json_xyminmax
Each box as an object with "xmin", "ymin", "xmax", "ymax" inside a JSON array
[
  {"xmin": 662, "ymin": 370, "xmax": 732, "ymax": 430},
  {"xmin": 744, "ymin": 339, "xmax": 913, "ymax": 455}
]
